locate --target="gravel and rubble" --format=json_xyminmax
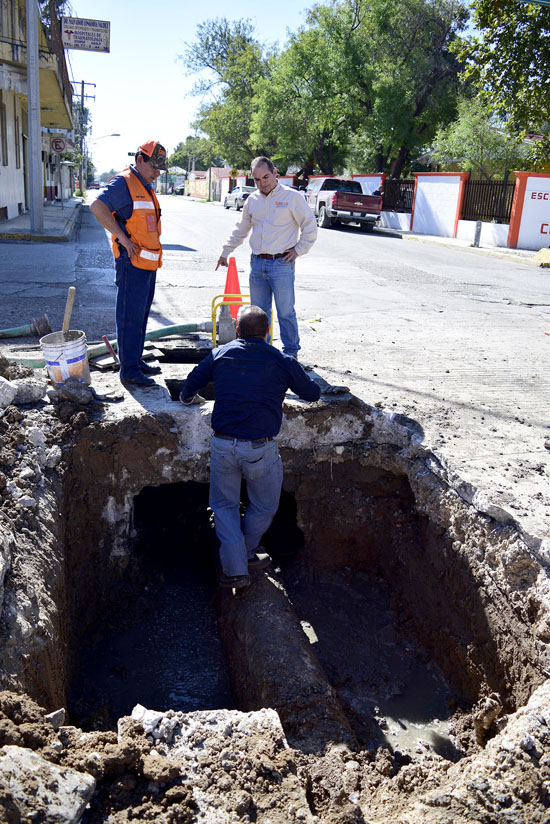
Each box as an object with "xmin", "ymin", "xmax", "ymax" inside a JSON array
[{"xmin": 1, "ymin": 687, "xmax": 550, "ymax": 824}]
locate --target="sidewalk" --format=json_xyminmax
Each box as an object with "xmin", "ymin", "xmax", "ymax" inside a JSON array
[
  {"xmin": 0, "ymin": 198, "xmax": 82, "ymax": 242},
  {"xmin": 375, "ymin": 225, "xmax": 539, "ymax": 264}
]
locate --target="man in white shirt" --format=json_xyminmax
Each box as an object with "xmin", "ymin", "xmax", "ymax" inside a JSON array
[{"xmin": 216, "ymin": 157, "xmax": 317, "ymax": 359}]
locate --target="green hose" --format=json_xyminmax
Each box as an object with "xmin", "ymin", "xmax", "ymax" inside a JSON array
[{"xmin": 5, "ymin": 321, "xmax": 214, "ymax": 369}]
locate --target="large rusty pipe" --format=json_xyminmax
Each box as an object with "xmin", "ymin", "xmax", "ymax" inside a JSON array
[{"xmin": 217, "ymin": 571, "xmax": 357, "ymax": 754}]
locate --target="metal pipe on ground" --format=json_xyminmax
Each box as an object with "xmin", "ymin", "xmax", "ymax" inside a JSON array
[{"xmin": 0, "ymin": 314, "xmax": 51, "ymax": 340}]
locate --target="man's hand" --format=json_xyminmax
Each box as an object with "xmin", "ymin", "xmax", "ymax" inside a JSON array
[
  {"xmin": 282, "ymin": 247, "xmax": 298, "ymax": 263},
  {"xmin": 179, "ymin": 393, "xmax": 206, "ymax": 406},
  {"xmin": 216, "ymin": 256, "xmax": 228, "ymax": 270},
  {"xmin": 322, "ymin": 385, "xmax": 350, "ymax": 395},
  {"xmin": 117, "ymin": 234, "xmax": 138, "ymax": 258}
]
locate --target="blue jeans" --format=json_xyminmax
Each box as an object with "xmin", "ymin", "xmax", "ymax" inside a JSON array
[
  {"xmin": 250, "ymin": 254, "xmax": 300, "ymax": 356},
  {"xmin": 115, "ymin": 255, "xmax": 156, "ymax": 379},
  {"xmin": 209, "ymin": 436, "xmax": 283, "ymax": 577}
]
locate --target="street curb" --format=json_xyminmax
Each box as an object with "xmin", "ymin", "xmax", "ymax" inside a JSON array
[
  {"xmin": 401, "ymin": 232, "xmax": 539, "ymax": 265},
  {"xmin": 0, "ymin": 202, "xmax": 82, "ymax": 243}
]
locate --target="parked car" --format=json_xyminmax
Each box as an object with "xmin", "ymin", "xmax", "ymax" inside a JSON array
[
  {"xmin": 223, "ymin": 185, "xmax": 255, "ymax": 210},
  {"xmin": 174, "ymin": 185, "xmax": 186, "ymax": 195},
  {"xmin": 87, "ymin": 182, "xmax": 100, "ymax": 189},
  {"xmin": 305, "ymin": 177, "xmax": 383, "ymax": 231}
]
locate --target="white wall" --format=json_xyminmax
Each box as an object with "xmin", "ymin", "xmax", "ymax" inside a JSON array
[
  {"xmin": 379, "ymin": 211, "xmax": 411, "ymax": 230},
  {"xmin": 60, "ymin": 163, "xmax": 74, "ymax": 200},
  {"xmin": 0, "ymin": 89, "xmax": 26, "ymax": 218},
  {"xmin": 352, "ymin": 174, "xmax": 383, "ymax": 194},
  {"xmin": 516, "ymin": 176, "xmax": 550, "ymax": 251},
  {"xmin": 412, "ymin": 175, "xmax": 463, "ymax": 237},
  {"xmin": 456, "ymin": 220, "xmax": 509, "ymax": 247},
  {"xmin": 220, "ymin": 178, "xmax": 230, "ymax": 201}
]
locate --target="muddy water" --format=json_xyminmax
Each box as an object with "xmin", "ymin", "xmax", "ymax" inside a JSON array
[
  {"xmin": 69, "ymin": 557, "xmax": 233, "ymax": 729},
  {"xmin": 280, "ymin": 564, "xmax": 461, "ymax": 759}
]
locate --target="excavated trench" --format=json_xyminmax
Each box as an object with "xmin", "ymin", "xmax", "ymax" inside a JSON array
[
  {"xmin": 1, "ymin": 378, "xmax": 550, "ymax": 821},
  {"xmin": 55, "ymin": 405, "xmax": 546, "ymax": 753}
]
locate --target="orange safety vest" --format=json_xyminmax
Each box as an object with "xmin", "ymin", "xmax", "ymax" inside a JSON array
[{"xmin": 111, "ymin": 168, "xmax": 162, "ymax": 270}]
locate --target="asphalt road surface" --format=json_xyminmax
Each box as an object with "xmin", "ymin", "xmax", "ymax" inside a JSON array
[{"xmin": 0, "ymin": 194, "xmax": 549, "ymax": 546}]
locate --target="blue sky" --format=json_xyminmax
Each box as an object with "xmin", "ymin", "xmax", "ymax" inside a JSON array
[{"xmin": 66, "ymin": 0, "xmax": 315, "ymax": 173}]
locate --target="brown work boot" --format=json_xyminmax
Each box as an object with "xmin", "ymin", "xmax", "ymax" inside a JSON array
[{"xmin": 219, "ymin": 573, "xmax": 251, "ymax": 589}]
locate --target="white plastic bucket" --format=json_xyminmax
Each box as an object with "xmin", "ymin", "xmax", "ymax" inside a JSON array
[{"xmin": 40, "ymin": 330, "xmax": 91, "ymax": 387}]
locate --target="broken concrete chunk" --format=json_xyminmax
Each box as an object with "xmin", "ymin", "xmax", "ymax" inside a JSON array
[
  {"xmin": 26, "ymin": 426, "xmax": 46, "ymax": 448},
  {"xmin": 0, "ymin": 744, "xmax": 96, "ymax": 823},
  {"xmin": 5, "ymin": 480, "xmax": 22, "ymax": 500},
  {"xmin": 0, "ymin": 376, "xmax": 17, "ymax": 409},
  {"xmin": 18, "ymin": 467, "xmax": 35, "ymax": 482},
  {"xmin": 122, "ymin": 707, "xmax": 316, "ymax": 822},
  {"xmin": 45, "ymin": 707, "xmax": 66, "ymax": 730},
  {"xmin": 44, "ymin": 445, "xmax": 63, "ymax": 468},
  {"xmin": 14, "ymin": 378, "xmax": 48, "ymax": 404}
]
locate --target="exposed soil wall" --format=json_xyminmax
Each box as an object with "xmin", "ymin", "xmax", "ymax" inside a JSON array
[{"xmin": 285, "ymin": 446, "xmax": 549, "ymax": 709}]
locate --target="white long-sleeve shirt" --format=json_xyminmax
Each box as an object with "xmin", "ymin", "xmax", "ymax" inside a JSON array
[{"xmin": 221, "ymin": 182, "xmax": 318, "ymax": 259}]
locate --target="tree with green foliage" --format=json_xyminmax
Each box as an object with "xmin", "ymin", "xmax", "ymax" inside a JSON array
[
  {"xmin": 432, "ymin": 94, "xmax": 529, "ymax": 179},
  {"xmin": 251, "ymin": 25, "xmax": 351, "ymax": 175},
  {"xmin": 99, "ymin": 169, "xmax": 118, "ymax": 184},
  {"xmin": 308, "ymin": 0, "xmax": 468, "ymax": 178},
  {"xmin": 457, "ymin": 0, "xmax": 550, "ymax": 159},
  {"xmin": 181, "ymin": 18, "xmax": 272, "ymax": 167},
  {"xmin": 39, "ymin": 0, "xmax": 68, "ymax": 28},
  {"xmin": 168, "ymin": 136, "xmax": 222, "ymax": 172}
]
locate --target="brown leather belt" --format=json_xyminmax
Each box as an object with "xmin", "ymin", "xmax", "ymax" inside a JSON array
[
  {"xmin": 214, "ymin": 433, "xmax": 274, "ymax": 443},
  {"xmin": 255, "ymin": 252, "xmax": 286, "ymax": 260}
]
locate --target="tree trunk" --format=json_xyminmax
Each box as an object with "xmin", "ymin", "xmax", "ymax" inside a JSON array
[{"xmin": 390, "ymin": 145, "xmax": 411, "ymax": 179}]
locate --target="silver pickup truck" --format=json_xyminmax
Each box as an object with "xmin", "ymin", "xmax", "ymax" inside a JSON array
[{"xmin": 305, "ymin": 177, "xmax": 383, "ymax": 232}]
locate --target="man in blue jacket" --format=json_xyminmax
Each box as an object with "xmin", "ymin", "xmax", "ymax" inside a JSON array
[{"xmin": 180, "ymin": 305, "xmax": 321, "ymax": 589}]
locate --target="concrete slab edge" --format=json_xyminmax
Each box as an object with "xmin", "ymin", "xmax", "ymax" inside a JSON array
[{"xmin": 0, "ymin": 203, "xmax": 82, "ymax": 244}]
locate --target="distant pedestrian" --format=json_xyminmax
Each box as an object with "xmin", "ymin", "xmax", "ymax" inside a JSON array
[
  {"xmin": 180, "ymin": 305, "xmax": 321, "ymax": 589},
  {"xmin": 216, "ymin": 157, "xmax": 317, "ymax": 360},
  {"xmin": 90, "ymin": 140, "xmax": 167, "ymax": 387}
]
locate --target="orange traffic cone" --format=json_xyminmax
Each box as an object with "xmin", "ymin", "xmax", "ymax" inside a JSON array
[{"xmin": 224, "ymin": 257, "xmax": 243, "ymax": 320}]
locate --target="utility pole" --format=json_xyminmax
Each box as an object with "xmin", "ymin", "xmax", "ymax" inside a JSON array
[
  {"xmin": 26, "ymin": 0, "xmax": 43, "ymax": 233},
  {"xmin": 72, "ymin": 81, "xmax": 95, "ymax": 191}
]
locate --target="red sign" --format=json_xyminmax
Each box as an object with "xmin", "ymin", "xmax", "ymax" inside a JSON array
[{"xmin": 51, "ymin": 137, "xmax": 66, "ymax": 154}]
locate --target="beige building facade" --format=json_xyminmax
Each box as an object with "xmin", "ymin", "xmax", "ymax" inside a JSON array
[{"xmin": 0, "ymin": 0, "xmax": 73, "ymax": 219}]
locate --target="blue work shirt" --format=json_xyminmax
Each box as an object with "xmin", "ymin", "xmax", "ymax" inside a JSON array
[
  {"xmin": 181, "ymin": 337, "xmax": 321, "ymax": 439},
  {"xmin": 96, "ymin": 166, "xmax": 154, "ymax": 242}
]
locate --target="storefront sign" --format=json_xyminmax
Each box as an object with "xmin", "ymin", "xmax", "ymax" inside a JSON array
[
  {"xmin": 61, "ymin": 17, "xmax": 110, "ymax": 53},
  {"xmin": 509, "ymin": 173, "xmax": 550, "ymax": 250}
]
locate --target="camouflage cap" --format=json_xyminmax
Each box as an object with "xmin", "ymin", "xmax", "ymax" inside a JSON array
[{"xmin": 138, "ymin": 140, "xmax": 167, "ymax": 170}]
